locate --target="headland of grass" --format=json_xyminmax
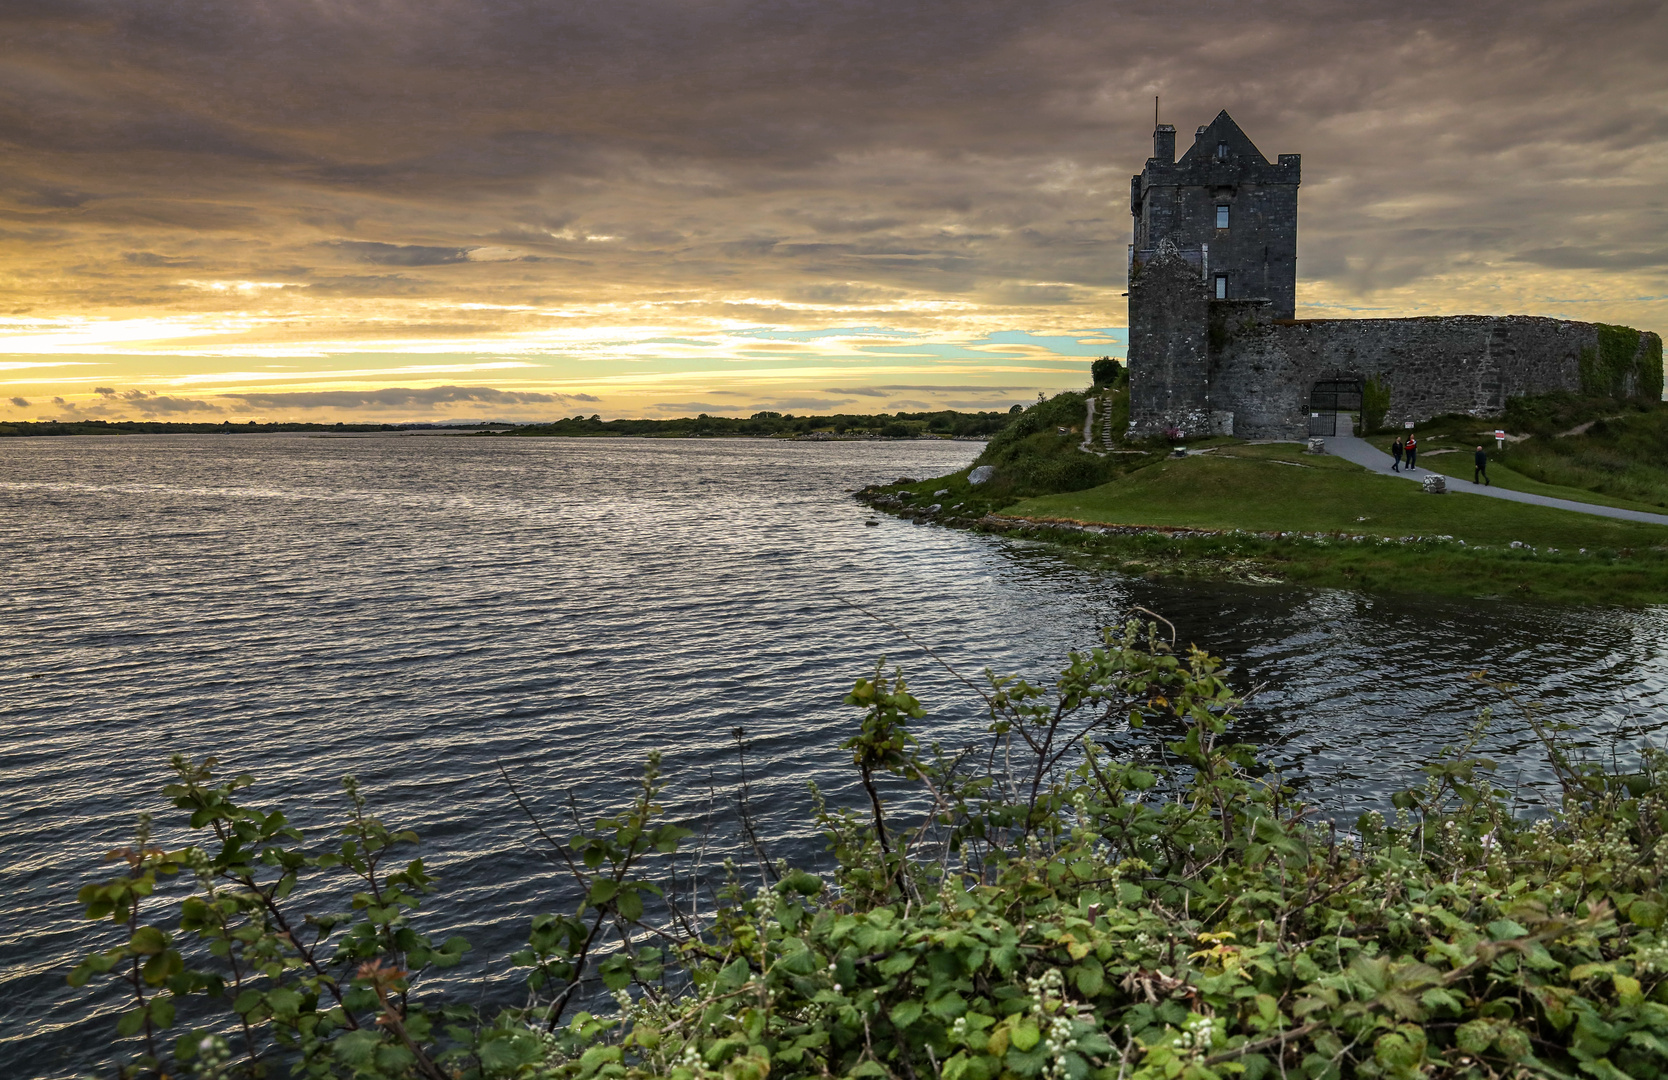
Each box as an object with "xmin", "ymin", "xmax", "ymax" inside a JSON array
[{"xmin": 860, "ymin": 386, "xmax": 1668, "ymax": 606}]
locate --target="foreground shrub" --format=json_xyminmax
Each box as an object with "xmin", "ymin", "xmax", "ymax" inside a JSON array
[{"xmin": 71, "ymin": 620, "xmax": 1668, "ymax": 1079}]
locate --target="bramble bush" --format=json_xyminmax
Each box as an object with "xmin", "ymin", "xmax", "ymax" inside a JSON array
[{"xmin": 71, "ymin": 618, "xmax": 1668, "ymax": 1079}]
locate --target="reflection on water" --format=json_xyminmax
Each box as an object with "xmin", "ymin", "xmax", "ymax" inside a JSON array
[{"xmin": 2, "ymin": 434, "xmax": 1665, "ymax": 1075}]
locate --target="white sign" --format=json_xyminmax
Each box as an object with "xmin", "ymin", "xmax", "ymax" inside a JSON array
[{"xmin": 1404, "ymin": 421, "xmax": 1415, "ymax": 429}]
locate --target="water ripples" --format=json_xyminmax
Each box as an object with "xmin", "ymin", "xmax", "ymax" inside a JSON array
[{"xmin": 2, "ymin": 433, "xmax": 1666, "ymax": 1076}]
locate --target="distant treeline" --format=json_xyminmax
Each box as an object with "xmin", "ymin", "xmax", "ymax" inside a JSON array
[
  {"xmin": 0, "ymin": 420, "xmax": 482, "ymax": 436},
  {"xmin": 0, "ymin": 409, "xmax": 1025, "ymax": 439},
  {"xmin": 504, "ymin": 407, "xmax": 1023, "ymax": 439}
]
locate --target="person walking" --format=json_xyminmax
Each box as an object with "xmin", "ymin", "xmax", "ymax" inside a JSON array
[
  {"xmin": 1474, "ymin": 445, "xmax": 1490, "ymax": 485},
  {"xmin": 1404, "ymin": 433, "xmax": 1418, "ymax": 471},
  {"xmin": 1390, "ymin": 436, "xmax": 1404, "ymax": 472}
]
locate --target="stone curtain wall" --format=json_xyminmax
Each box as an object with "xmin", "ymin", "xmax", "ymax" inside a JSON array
[
  {"xmin": 1209, "ymin": 312, "xmax": 1600, "ymax": 440},
  {"xmin": 1126, "ymin": 245, "xmax": 1663, "ymax": 441}
]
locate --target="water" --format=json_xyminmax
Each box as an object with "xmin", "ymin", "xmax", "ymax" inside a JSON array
[{"xmin": 3, "ymin": 433, "xmax": 1666, "ymax": 1076}]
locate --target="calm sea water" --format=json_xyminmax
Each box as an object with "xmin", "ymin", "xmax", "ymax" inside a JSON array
[{"xmin": 3, "ymin": 433, "xmax": 1666, "ymax": 1076}]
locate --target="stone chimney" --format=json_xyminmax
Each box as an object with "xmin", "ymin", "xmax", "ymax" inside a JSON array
[{"xmin": 1152, "ymin": 124, "xmax": 1176, "ymax": 163}]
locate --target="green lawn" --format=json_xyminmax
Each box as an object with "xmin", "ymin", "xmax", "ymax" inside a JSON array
[
  {"xmin": 1405, "ymin": 450, "xmax": 1668, "ymax": 514},
  {"xmin": 1365, "ymin": 434, "xmax": 1668, "ymax": 515},
  {"xmin": 1369, "ymin": 404, "xmax": 1668, "ymax": 511},
  {"xmin": 865, "ymin": 391, "xmax": 1668, "ymax": 604},
  {"xmin": 1008, "ymin": 453, "xmax": 1668, "ymax": 550}
]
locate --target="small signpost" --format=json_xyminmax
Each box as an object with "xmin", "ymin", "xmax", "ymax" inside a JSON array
[{"xmin": 1495, "ymin": 429, "xmax": 1505, "ymax": 450}]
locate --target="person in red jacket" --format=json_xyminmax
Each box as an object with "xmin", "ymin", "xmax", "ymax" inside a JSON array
[{"xmin": 1404, "ymin": 434, "xmax": 1418, "ymax": 471}]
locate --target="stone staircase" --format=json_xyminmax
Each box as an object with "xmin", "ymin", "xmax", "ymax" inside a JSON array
[{"xmin": 1078, "ymin": 393, "xmax": 1120, "ymax": 455}]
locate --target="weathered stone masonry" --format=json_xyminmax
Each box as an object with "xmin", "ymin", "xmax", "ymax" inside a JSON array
[
  {"xmin": 1126, "ymin": 111, "xmax": 1663, "ymax": 440},
  {"xmin": 1210, "ymin": 302, "xmax": 1646, "ymax": 440}
]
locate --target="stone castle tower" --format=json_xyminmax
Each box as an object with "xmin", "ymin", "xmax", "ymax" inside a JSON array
[
  {"xmin": 1124, "ymin": 111, "xmax": 1661, "ymax": 440},
  {"xmin": 1130, "ymin": 110, "xmax": 1301, "ymax": 317}
]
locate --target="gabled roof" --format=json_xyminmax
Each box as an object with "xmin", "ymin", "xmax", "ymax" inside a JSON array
[{"xmin": 1177, "ymin": 110, "xmax": 1272, "ymax": 167}]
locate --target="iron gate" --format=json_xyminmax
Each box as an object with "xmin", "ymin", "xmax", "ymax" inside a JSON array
[{"xmin": 1308, "ymin": 379, "xmax": 1363, "ymax": 437}]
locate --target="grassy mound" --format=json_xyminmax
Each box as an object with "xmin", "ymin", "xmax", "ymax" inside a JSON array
[
  {"xmin": 861, "ymin": 387, "xmax": 1668, "ymax": 605},
  {"xmin": 966, "ymin": 389, "xmax": 1164, "ymax": 502},
  {"xmin": 865, "ymin": 436, "xmax": 1668, "ymax": 605},
  {"xmin": 999, "ymin": 449, "xmax": 1668, "ymax": 605}
]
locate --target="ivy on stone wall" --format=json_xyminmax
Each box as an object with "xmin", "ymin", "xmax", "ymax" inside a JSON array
[
  {"xmin": 1360, "ymin": 377, "xmax": 1391, "ymax": 434},
  {"xmin": 1644, "ymin": 332, "xmax": 1666, "ymax": 402},
  {"xmin": 1580, "ymin": 324, "xmax": 1664, "ymax": 401}
]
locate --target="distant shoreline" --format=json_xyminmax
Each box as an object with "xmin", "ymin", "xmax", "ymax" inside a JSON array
[
  {"xmin": 0, "ymin": 424, "xmax": 991, "ymax": 443},
  {"xmin": 1, "ymin": 408, "xmax": 1017, "ymax": 441}
]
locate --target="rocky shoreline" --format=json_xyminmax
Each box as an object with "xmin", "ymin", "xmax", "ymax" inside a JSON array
[{"xmin": 857, "ymin": 482, "xmax": 1471, "ymax": 549}]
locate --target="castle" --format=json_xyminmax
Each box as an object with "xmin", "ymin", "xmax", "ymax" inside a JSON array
[{"xmin": 1126, "ymin": 111, "xmax": 1663, "ymax": 440}]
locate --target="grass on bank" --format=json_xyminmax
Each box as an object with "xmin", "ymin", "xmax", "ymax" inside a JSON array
[
  {"xmin": 869, "ymin": 416, "xmax": 1668, "ymax": 604},
  {"xmin": 1012, "ymin": 452, "xmax": 1667, "ymax": 551},
  {"xmin": 1003, "ymin": 451, "xmax": 1668, "ymax": 605}
]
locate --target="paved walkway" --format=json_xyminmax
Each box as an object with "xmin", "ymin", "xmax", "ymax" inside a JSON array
[{"xmin": 1324, "ymin": 432, "xmax": 1668, "ymax": 526}]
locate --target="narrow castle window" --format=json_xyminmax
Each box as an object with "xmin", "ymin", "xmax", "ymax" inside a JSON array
[
  {"xmin": 1216, "ymin": 204, "xmax": 1229, "ymax": 229},
  {"xmin": 1214, "ymin": 274, "xmax": 1227, "ymax": 299},
  {"xmin": 1216, "ymin": 142, "xmax": 1229, "ymax": 159}
]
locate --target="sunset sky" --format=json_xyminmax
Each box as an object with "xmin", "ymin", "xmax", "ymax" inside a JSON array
[{"xmin": 2, "ymin": 0, "xmax": 1664, "ymax": 423}]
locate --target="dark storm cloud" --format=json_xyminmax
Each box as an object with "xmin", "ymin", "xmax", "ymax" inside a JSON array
[
  {"xmin": 123, "ymin": 251, "xmax": 194, "ymax": 267},
  {"xmin": 220, "ymin": 386, "xmax": 595, "ymax": 409},
  {"xmin": 9, "ymin": 397, "xmax": 28, "ymax": 407},
  {"xmin": 0, "ymin": 0, "xmax": 1663, "ymax": 328},
  {"xmin": 329, "ymin": 242, "xmax": 474, "ymax": 267},
  {"xmin": 117, "ymin": 390, "xmax": 224, "ymax": 416},
  {"xmin": 49, "ymin": 389, "xmax": 223, "ymax": 417}
]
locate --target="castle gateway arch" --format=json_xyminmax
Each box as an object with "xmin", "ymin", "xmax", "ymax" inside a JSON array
[{"xmin": 1307, "ymin": 378, "xmax": 1363, "ymax": 437}]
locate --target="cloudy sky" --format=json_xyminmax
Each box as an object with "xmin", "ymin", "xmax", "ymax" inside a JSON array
[{"xmin": 2, "ymin": 0, "xmax": 1663, "ymax": 422}]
